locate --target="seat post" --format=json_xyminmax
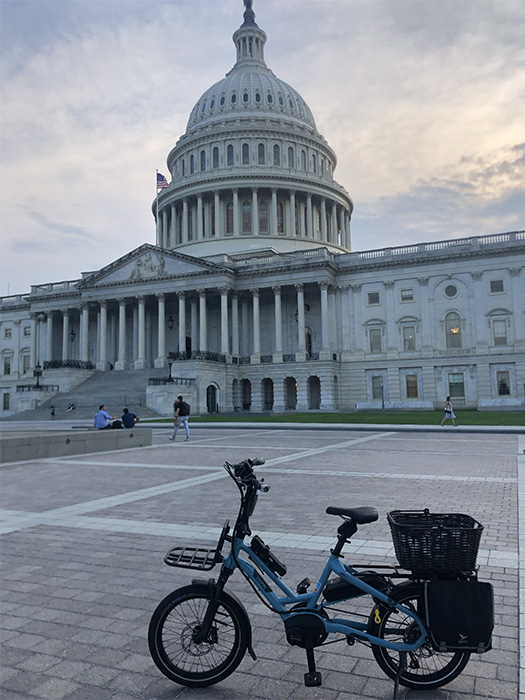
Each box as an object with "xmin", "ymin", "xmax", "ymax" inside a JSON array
[{"xmin": 331, "ymin": 519, "xmax": 357, "ymax": 557}]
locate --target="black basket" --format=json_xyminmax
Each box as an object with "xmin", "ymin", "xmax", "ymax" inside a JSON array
[
  {"xmin": 387, "ymin": 510, "xmax": 483, "ymax": 573},
  {"xmin": 164, "ymin": 545, "xmax": 220, "ymax": 570}
]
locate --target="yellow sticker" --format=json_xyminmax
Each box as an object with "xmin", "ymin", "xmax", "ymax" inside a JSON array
[{"xmin": 374, "ymin": 608, "xmax": 381, "ymax": 624}]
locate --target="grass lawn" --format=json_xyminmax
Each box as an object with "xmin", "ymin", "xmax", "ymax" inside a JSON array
[{"xmin": 147, "ymin": 410, "xmax": 524, "ymax": 427}]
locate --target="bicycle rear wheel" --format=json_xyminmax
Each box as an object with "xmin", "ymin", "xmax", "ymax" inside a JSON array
[
  {"xmin": 148, "ymin": 583, "xmax": 250, "ymax": 687},
  {"xmin": 368, "ymin": 582, "xmax": 470, "ymax": 690}
]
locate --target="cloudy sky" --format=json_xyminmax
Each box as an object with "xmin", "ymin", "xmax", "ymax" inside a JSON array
[{"xmin": 1, "ymin": 0, "xmax": 524, "ymax": 296}]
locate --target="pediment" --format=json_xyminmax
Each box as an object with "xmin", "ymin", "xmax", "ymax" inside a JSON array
[{"xmin": 79, "ymin": 245, "xmax": 219, "ymax": 288}]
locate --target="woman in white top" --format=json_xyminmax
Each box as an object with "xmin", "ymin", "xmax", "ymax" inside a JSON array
[{"xmin": 440, "ymin": 396, "xmax": 457, "ymax": 427}]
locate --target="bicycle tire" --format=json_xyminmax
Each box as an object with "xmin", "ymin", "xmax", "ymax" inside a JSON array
[
  {"xmin": 368, "ymin": 582, "xmax": 471, "ymax": 690},
  {"xmin": 148, "ymin": 583, "xmax": 250, "ymax": 687}
]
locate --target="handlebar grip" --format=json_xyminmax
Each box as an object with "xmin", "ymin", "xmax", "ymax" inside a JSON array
[
  {"xmin": 251, "ymin": 457, "xmax": 265, "ymax": 466},
  {"xmin": 259, "ymin": 484, "xmax": 270, "ymax": 493}
]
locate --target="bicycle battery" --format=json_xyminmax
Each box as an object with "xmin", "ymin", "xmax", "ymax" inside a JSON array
[
  {"xmin": 323, "ymin": 572, "xmax": 388, "ymax": 602},
  {"xmin": 250, "ymin": 535, "xmax": 287, "ymax": 577}
]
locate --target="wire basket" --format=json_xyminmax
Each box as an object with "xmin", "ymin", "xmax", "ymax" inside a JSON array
[{"xmin": 387, "ymin": 510, "xmax": 483, "ymax": 573}]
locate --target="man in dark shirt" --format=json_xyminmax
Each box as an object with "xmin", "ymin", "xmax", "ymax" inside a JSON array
[{"xmin": 121, "ymin": 407, "xmax": 139, "ymax": 429}]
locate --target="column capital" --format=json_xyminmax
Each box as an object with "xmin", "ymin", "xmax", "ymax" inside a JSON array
[
  {"xmin": 290, "ymin": 189, "xmax": 296, "ymax": 196},
  {"xmin": 219, "ymin": 287, "xmax": 230, "ymax": 296},
  {"xmin": 137, "ymin": 295, "xmax": 145, "ymax": 303},
  {"xmin": 470, "ymin": 271, "xmax": 482, "ymax": 281},
  {"xmin": 272, "ymin": 285, "xmax": 281, "ymax": 295},
  {"xmin": 510, "ymin": 267, "xmax": 521, "ymax": 277},
  {"xmin": 231, "ymin": 290, "xmax": 238, "ymax": 300},
  {"xmin": 384, "ymin": 280, "xmax": 395, "ymax": 289},
  {"xmin": 339, "ymin": 285, "xmax": 350, "ymax": 293},
  {"xmin": 417, "ymin": 277, "xmax": 429, "ymax": 287},
  {"xmin": 177, "ymin": 290, "xmax": 186, "ymax": 300},
  {"xmin": 117, "ymin": 297, "xmax": 127, "ymax": 305},
  {"xmin": 197, "ymin": 289, "xmax": 207, "ymax": 298},
  {"xmin": 232, "ymin": 187, "xmax": 238, "ymax": 195},
  {"xmin": 295, "ymin": 283, "xmax": 304, "ymax": 293},
  {"xmin": 271, "ymin": 187, "xmax": 277, "ymax": 194},
  {"xmin": 251, "ymin": 288, "xmax": 260, "ymax": 298},
  {"xmin": 99, "ymin": 300, "xmax": 108, "ymax": 308},
  {"xmin": 251, "ymin": 186, "xmax": 258, "ymax": 193},
  {"xmin": 60, "ymin": 308, "xmax": 70, "ymax": 316},
  {"xmin": 319, "ymin": 281, "xmax": 329, "ymax": 291},
  {"xmin": 156, "ymin": 292, "xmax": 165, "ymax": 301},
  {"xmin": 350, "ymin": 284, "xmax": 362, "ymax": 293},
  {"xmin": 213, "ymin": 189, "xmax": 220, "ymax": 196}
]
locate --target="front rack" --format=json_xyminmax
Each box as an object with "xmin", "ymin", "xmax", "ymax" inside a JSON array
[{"xmin": 164, "ymin": 545, "xmax": 221, "ymax": 571}]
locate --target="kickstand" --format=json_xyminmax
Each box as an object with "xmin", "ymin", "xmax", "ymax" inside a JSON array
[{"xmin": 392, "ymin": 651, "xmax": 407, "ymax": 700}]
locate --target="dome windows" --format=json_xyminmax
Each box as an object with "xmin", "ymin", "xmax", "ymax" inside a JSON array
[
  {"xmin": 258, "ymin": 143, "xmax": 265, "ymax": 164},
  {"xmin": 201, "ymin": 101, "xmax": 207, "ymax": 114},
  {"xmin": 278, "ymin": 95, "xmax": 284, "ymax": 106},
  {"xmin": 273, "ymin": 144, "xmax": 281, "ymax": 166},
  {"xmin": 212, "ymin": 147, "xmax": 219, "ymax": 169},
  {"xmin": 243, "ymin": 92, "xmax": 249, "ymax": 103},
  {"xmin": 200, "ymin": 150, "xmax": 206, "ymax": 172},
  {"xmin": 231, "ymin": 93, "xmax": 237, "ymax": 104},
  {"xmin": 220, "ymin": 95, "xmax": 226, "ymax": 106},
  {"xmin": 242, "ymin": 143, "xmax": 250, "ymax": 165},
  {"xmin": 255, "ymin": 92, "xmax": 261, "ymax": 103},
  {"xmin": 227, "ymin": 144, "xmax": 234, "ymax": 166},
  {"xmin": 288, "ymin": 99, "xmax": 294, "ymax": 110},
  {"xmin": 267, "ymin": 93, "xmax": 273, "ymax": 104},
  {"xmin": 210, "ymin": 98, "xmax": 215, "ymax": 110},
  {"xmin": 190, "ymin": 154, "xmax": 195, "ymax": 174},
  {"xmin": 288, "ymin": 147, "xmax": 295, "ymax": 168}
]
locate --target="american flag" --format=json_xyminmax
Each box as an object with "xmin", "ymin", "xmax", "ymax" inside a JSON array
[{"xmin": 157, "ymin": 172, "xmax": 169, "ymax": 189}]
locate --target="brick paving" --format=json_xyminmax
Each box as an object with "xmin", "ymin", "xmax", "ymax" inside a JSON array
[{"xmin": 1, "ymin": 425, "xmax": 523, "ymax": 700}]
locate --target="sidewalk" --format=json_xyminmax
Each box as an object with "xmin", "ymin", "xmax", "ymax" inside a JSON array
[{"xmin": 1, "ymin": 426, "xmax": 523, "ymax": 699}]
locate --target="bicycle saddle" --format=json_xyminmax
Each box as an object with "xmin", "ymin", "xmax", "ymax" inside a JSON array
[{"xmin": 326, "ymin": 506, "xmax": 378, "ymax": 524}]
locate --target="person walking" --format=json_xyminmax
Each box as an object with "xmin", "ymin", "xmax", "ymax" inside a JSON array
[
  {"xmin": 121, "ymin": 407, "xmax": 139, "ymax": 429},
  {"xmin": 440, "ymin": 396, "xmax": 457, "ymax": 427},
  {"xmin": 50, "ymin": 405, "xmax": 56, "ymax": 420},
  {"xmin": 169, "ymin": 395, "xmax": 190, "ymax": 442},
  {"xmin": 93, "ymin": 404, "xmax": 113, "ymax": 430}
]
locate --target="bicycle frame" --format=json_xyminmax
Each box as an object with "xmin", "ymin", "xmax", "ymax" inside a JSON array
[{"xmin": 221, "ymin": 532, "xmax": 428, "ymax": 652}]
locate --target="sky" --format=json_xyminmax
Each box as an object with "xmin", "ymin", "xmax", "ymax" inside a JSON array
[{"xmin": 1, "ymin": 0, "xmax": 524, "ymax": 296}]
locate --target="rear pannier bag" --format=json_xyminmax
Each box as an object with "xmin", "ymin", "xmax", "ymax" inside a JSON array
[{"xmin": 424, "ymin": 580, "xmax": 494, "ymax": 653}]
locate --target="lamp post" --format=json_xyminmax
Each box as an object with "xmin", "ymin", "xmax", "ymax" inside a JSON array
[
  {"xmin": 380, "ymin": 381, "xmax": 385, "ymax": 412},
  {"xmin": 69, "ymin": 329, "xmax": 76, "ymax": 343},
  {"xmin": 33, "ymin": 363, "xmax": 42, "ymax": 389},
  {"xmin": 168, "ymin": 361, "xmax": 173, "ymax": 382},
  {"xmin": 167, "ymin": 315, "xmax": 174, "ymax": 331}
]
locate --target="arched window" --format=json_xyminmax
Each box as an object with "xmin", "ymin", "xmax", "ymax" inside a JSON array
[
  {"xmin": 231, "ymin": 93, "xmax": 237, "ymax": 104},
  {"xmin": 243, "ymin": 91, "xmax": 249, "ymax": 103},
  {"xmin": 227, "ymin": 144, "xmax": 234, "ymax": 166},
  {"xmin": 273, "ymin": 144, "xmax": 281, "ymax": 166},
  {"xmin": 242, "ymin": 143, "xmax": 250, "ymax": 165},
  {"xmin": 259, "ymin": 200, "xmax": 268, "ymax": 232},
  {"xmin": 226, "ymin": 201, "xmax": 234, "ymax": 234},
  {"xmin": 200, "ymin": 150, "xmax": 206, "ymax": 172},
  {"xmin": 321, "ymin": 158, "xmax": 324, "ymax": 175},
  {"xmin": 255, "ymin": 92, "xmax": 261, "ymax": 104},
  {"xmin": 277, "ymin": 201, "xmax": 284, "ymax": 233},
  {"xmin": 301, "ymin": 150, "xmax": 307, "ymax": 170},
  {"xmin": 182, "ymin": 159, "xmax": 185, "ymax": 176},
  {"xmin": 312, "ymin": 154, "xmax": 317, "ymax": 173},
  {"xmin": 190, "ymin": 154, "xmax": 195, "ymax": 174},
  {"xmin": 242, "ymin": 200, "xmax": 251, "ymax": 232},
  {"xmin": 258, "ymin": 143, "xmax": 265, "ymax": 164},
  {"xmin": 212, "ymin": 147, "xmax": 219, "ymax": 169},
  {"xmin": 288, "ymin": 147, "xmax": 294, "ymax": 168},
  {"xmin": 445, "ymin": 312, "xmax": 462, "ymax": 349}
]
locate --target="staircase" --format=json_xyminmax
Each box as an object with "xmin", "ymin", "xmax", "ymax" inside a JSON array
[{"xmin": 3, "ymin": 368, "xmax": 169, "ymax": 421}]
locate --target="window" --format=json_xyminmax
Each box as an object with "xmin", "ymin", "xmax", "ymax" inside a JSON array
[
  {"xmin": 22, "ymin": 355, "xmax": 30, "ymax": 374},
  {"xmin": 212, "ymin": 147, "xmax": 219, "ymax": 169},
  {"xmin": 401, "ymin": 288, "xmax": 414, "ymax": 302},
  {"xmin": 369, "ymin": 329, "xmax": 382, "ymax": 354},
  {"xmin": 367, "ymin": 292, "xmax": 380, "ymax": 305},
  {"xmin": 242, "ymin": 200, "xmax": 251, "ymax": 233},
  {"xmin": 200, "ymin": 150, "xmax": 206, "ymax": 172},
  {"xmin": 182, "ymin": 159, "xmax": 185, "ymax": 176},
  {"xmin": 405, "ymin": 375, "xmax": 418, "ymax": 398},
  {"xmin": 288, "ymin": 146, "xmax": 294, "ymax": 168},
  {"xmin": 3, "ymin": 357, "xmax": 11, "ymax": 375},
  {"xmin": 231, "ymin": 93, "xmax": 237, "ymax": 104},
  {"xmin": 226, "ymin": 201, "xmax": 234, "ymax": 234},
  {"xmin": 259, "ymin": 200, "xmax": 268, "ymax": 232},
  {"xmin": 190, "ymin": 154, "xmax": 195, "ymax": 174},
  {"xmin": 312, "ymin": 154, "xmax": 317, "ymax": 173},
  {"xmin": 220, "ymin": 95, "xmax": 225, "ymax": 106},
  {"xmin": 277, "ymin": 201, "xmax": 284, "ymax": 233},
  {"xmin": 403, "ymin": 326, "xmax": 416, "ymax": 351},
  {"xmin": 448, "ymin": 373, "xmax": 465, "ymax": 398},
  {"xmin": 445, "ymin": 312, "xmax": 462, "ymax": 348},
  {"xmin": 273, "ymin": 144, "xmax": 280, "ymax": 166},
  {"xmin": 3, "ymin": 393, "xmax": 9, "ymax": 411},
  {"xmin": 493, "ymin": 320, "xmax": 507, "ymax": 346},
  {"xmin": 301, "ymin": 150, "xmax": 307, "ymax": 170},
  {"xmin": 258, "ymin": 143, "xmax": 265, "ymax": 164},
  {"xmin": 4, "ymin": 328, "xmax": 12, "ymax": 339},
  {"xmin": 278, "ymin": 95, "xmax": 284, "ymax": 106},
  {"xmin": 227, "ymin": 145, "xmax": 234, "ymax": 166},
  {"xmin": 372, "ymin": 376, "xmax": 384, "ymax": 400},
  {"xmin": 496, "ymin": 371, "xmax": 510, "ymax": 395},
  {"xmin": 444, "ymin": 284, "xmax": 457, "ymax": 298},
  {"xmin": 242, "ymin": 143, "xmax": 250, "ymax": 165},
  {"xmin": 490, "ymin": 280, "xmax": 504, "ymax": 294},
  {"xmin": 255, "ymin": 92, "xmax": 261, "ymax": 103},
  {"xmin": 267, "ymin": 93, "xmax": 273, "ymax": 103},
  {"xmin": 210, "ymin": 99, "xmax": 215, "ymax": 110},
  {"xmin": 242, "ymin": 92, "xmax": 249, "ymax": 103}
]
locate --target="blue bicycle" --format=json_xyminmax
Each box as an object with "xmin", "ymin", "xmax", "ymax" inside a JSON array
[{"xmin": 148, "ymin": 457, "xmax": 493, "ymax": 696}]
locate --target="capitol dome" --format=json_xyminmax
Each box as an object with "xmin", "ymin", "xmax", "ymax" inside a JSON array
[{"xmin": 154, "ymin": 0, "xmax": 353, "ymax": 258}]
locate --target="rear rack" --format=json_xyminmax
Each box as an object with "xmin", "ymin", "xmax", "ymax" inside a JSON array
[{"xmin": 164, "ymin": 545, "xmax": 221, "ymax": 571}]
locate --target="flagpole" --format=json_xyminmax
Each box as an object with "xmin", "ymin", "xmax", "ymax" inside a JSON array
[{"xmin": 155, "ymin": 170, "xmax": 159, "ymax": 246}]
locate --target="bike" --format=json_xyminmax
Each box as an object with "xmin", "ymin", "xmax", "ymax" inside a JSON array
[{"xmin": 148, "ymin": 457, "xmax": 494, "ymax": 698}]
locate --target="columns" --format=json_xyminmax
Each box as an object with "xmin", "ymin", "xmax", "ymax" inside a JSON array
[
  {"xmin": 178, "ymin": 292, "xmax": 186, "ymax": 356},
  {"xmin": 170, "ymin": 204, "xmax": 176, "ymax": 247},
  {"xmin": 80, "ymin": 304, "xmax": 89, "ymax": 362},
  {"xmin": 319, "ymin": 281, "xmax": 330, "ymax": 358},
  {"xmin": 470, "ymin": 272, "xmax": 486, "ymax": 351},
  {"xmin": 306, "ymin": 194, "xmax": 313, "ymax": 238},
  {"xmin": 61, "ymin": 310, "xmax": 70, "ymax": 362},
  {"xmin": 332, "ymin": 203, "xmax": 338, "ymax": 245},
  {"xmin": 96, "ymin": 302, "xmax": 108, "ymax": 370},
  {"xmin": 45, "ymin": 312, "xmax": 54, "ymax": 362},
  {"xmin": 197, "ymin": 194, "xmax": 203, "ymax": 239},
  {"xmin": 290, "ymin": 190, "xmax": 296, "ymax": 236},
  {"xmin": 320, "ymin": 198, "xmax": 327, "ymax": 242},
  {"xmin": 384, "ymin": 281, "xmax": 397, "ymax": 357},
  {"xmin": 220, "ymin": 287, "xmax": 230, "ymax": 354},
  {"xmin": 271, "ymin": 188, "xmax": 278, "ymax": 235},
  {"xmin": 340, "ymin": 286, "xmax": 352, "ymax": 358},
  {"xmin": 251, "ymin": 289, "xmax": 260, "ymax": 360},
  {"xmin": 418, "ymin": 277, "xmax": 433, "ymax": 356},
  {"xmin": 339, "ymin": 208, "xmax": 345, "ymax": 247},
  {"xmin": 214, "ymin": 191, "xmax": 221, "ymax": 237},
  {"xmin": 116, "ymin": 299, "xmax": 127, "ymax": 370},
  {"xmin": 134, "ymin": 296, "xmax": 147, "ymax": 369},
  {"xmin": 273, "ymin": 286, "xmax": 283, "ymax": 360},
  {"xmin": 155, "ymin": 293, "xmax": 166, "ymax": 367},
  {"xmin": 162, "ymin": 209, "xmax": 169, "ymax": 248},
  {"xmin": 346, "ymin": 211, "xmax": 351, "ymax": 249},
  {"xmin": 233, "ymin": 189, "xmax": 239, "ymax": 236},
  {"xmin": 351, "ymin": 284, "xmax": 364, "ymax": 356},
  {"xmin": 241, "ymin": 298, "xmax": 249, "ymax": 355},
  {"xmin": 182, "ymin": 198, "xmax": 188, "ymax": 243},
  {"xmin": 198, "ymin": 289, "xmax": 207, "ymax": 352},
  {"xmin": 30, "ymin": 314, "xmax": 38, "ymax": 368},
  {"xmin": 252, "ymin": 188, "xmax": 258, "ymax": 235},
  {"xmin": 296, "ymin": 283, "xmax": 306, "ymax": 360},
  {"xmin": 231, "ymin": 292, "xmax": 239, "ymax": 356},
  {"xmin": 191, "ymin": 298, "xmax": 198, "ymax": 353}
]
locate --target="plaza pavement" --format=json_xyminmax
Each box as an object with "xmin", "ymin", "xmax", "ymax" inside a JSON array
[{"xmin": 1, "ymin": 421, "xmax": 524, "ymax": 700}]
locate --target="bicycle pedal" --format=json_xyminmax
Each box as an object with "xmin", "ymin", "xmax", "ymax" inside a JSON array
[{"xmin": 304, "ymin": 671, "xmax": 322, "ymax": 687}]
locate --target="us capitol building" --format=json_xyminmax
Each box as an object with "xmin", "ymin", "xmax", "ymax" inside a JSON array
[{"xmin": 1, "ymin": 1, "xmax": 524, "ymax": 416}]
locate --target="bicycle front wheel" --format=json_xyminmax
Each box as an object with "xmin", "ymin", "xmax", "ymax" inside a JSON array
[
  {"xmin": 148, "ymin": 583, "xmax": 250, "ymax": 687},
  {"xmin": 368, "ymin": 582, "xmax": 471, "ymax": 690}
]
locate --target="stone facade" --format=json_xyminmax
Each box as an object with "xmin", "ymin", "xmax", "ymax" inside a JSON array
[{"xmin": 1, "ymin": 3, "xmax": 524, "ymax": 416}]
